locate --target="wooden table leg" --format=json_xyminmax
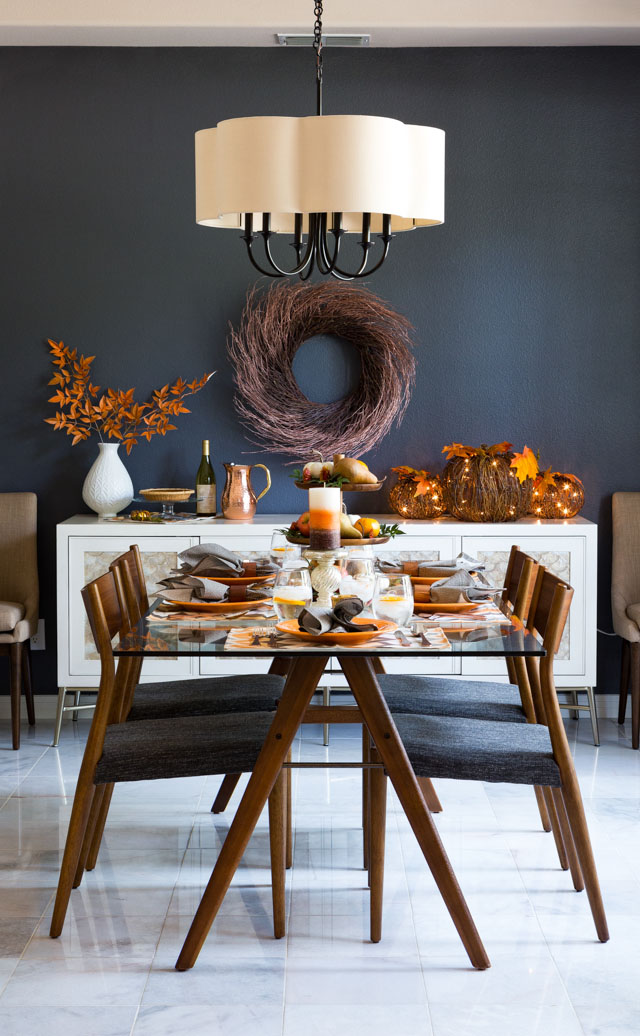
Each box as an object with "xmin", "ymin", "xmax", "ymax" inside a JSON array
[
  {"xmin": 175, "ymin": 654, "xmax": 330, "ymax": 971},
  {"xmin": 339, "ymin": 655, "xmax": 490, "ymax": 970}
]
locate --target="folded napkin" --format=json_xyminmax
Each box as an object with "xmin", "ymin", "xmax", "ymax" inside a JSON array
[
  {"xmin": 176, "ymin": 542, "xmax": 244, "ymax": 577},
  {"xmin": 430, "ymin": 570, "xmax": 504, "ymax": 604},
  {"xmin": 298, "ymin": 597, "xmax": 378, "ymax": 635},
  {"xmin": 418, "ymin": 551, "xmax": 485, "ymax": 578},
  {"xmin": 156, "ymin": 575, "xmax": 270, "ymax": 606}
]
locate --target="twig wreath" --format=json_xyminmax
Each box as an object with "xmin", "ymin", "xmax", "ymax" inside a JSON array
[{"xmin": 227, "ymin": 281, "xmax": 416, "ymax": 458}]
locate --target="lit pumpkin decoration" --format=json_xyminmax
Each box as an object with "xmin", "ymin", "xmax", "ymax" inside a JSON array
[
  {"xmin": 389, "ymin": 467, "xmax": 446, "ymax": 519},
  {"xmin": 440, "ymin": 442, "xmax": 536, "ymax": 523},
  {"xmin": 530, "ymin": 470, "xmax": 585, "ymax": 519}
]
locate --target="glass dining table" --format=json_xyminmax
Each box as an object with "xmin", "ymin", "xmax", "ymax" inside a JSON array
[{"xmin": 115, "ymin": 605, "xmax": 545, "ymax": 973}]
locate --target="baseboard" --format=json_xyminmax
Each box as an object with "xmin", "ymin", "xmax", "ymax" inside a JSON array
[{"xmin": 0, "ymin": 690, "xmax": 622, "ymax": 722}]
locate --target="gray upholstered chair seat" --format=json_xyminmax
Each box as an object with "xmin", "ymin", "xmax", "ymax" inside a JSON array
[
  {"xmin": 394, "ymin": 713, "xmax": 561, "ymax": 786},
  {"xmin": 127, "ymin": 674, "xmax": 285, "ymax": 721},
  {"xmin": 378, "ymin": 674, "xmax": 526, "ymax": 723},
  {"xmin": 95, "ymin": 711, "xmax": 275, "ymax": 785}
]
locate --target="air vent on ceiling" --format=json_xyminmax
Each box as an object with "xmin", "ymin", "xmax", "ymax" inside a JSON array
[{"xmin": 275, "ymin": 33, "xmax": 370, "ymax": 47}]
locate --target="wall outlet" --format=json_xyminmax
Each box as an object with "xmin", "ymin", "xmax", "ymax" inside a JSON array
[{"xmin": 30, "ymin": 619, "xmax": 45, "ymax": 651}]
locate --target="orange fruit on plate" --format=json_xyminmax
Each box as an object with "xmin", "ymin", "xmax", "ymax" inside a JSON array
[{"xmin": 354, "ymin": 517, "xmax": 380, "ymax": 538}]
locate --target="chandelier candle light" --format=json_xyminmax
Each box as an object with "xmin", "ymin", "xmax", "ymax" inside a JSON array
[{"xmin": 195, "ymin": 1, "xmax": 445, "ymax": 280}]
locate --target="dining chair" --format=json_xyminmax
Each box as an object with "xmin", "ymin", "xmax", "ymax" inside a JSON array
[
  {"xmin": 612, "ymin": 491, "xmax": 640, "ymax": 748},
  {"xmin": 50, "ymin": 565, "xmax": 287, "ymax": 941},
  {"xmin": 369, "ymin": 548, "xmax": 563, "ymax": 852},
  {"xmin": 0, "ymin": 492, "xmax": 38, "ymax": 749},
  {"xmin": 370, "ymin": 567, "xmax": 609, "ymax": 944},
  {"xmin": 70, "ymin": 544, "xmax": 290, "ymax": 884}
]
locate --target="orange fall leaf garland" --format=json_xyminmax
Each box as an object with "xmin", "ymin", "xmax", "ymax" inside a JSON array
[{"xmin": 44, "ymin": 339, "xmax": 214, "ymax": 454}]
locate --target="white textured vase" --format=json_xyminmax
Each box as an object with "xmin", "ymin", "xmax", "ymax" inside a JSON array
[{"xmin": 82, "ymin": 442, "xmax": 134, "ymax": 519}]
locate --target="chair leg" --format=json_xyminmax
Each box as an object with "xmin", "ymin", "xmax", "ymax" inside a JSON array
[
  {"xmin": 22, "ymin": 642, "xmax": 35, "ymax": 726},
  {"xmin": 543, "ymin": 786, "xmax": 569, "ymax": 870},
  {"xmin": 362, "ymin": 726, "xmax": 370, "ymax": 870},
  {"xmin": 86, "ymin": 783, "xmax": 115, "ymax": 871},
  {"xmin": 50, "ymin": 782, "xmax": 98, "ymax": 937},
  {"xmin": 560, "ymin": 781, "xmax": 609, "ymax": 941},
  {"xmin": 73, "ymin": 784, "xmax": 106, "ymax": 887},
  {"xmin": 9, "ymin": 642, "xmax": 22, "ymax": 750},
  {"xmin": 551, "ymin": 787, "xmax": 584, "ymax": 892},
  {"xmin": 534, "ymin": 786, "xmax": 552, "ymax": 832},
  {"xmin": 618, "ymin": 639, "xmax": 630, "ymax": 724},
  {"xmin": 585, "ymin": 685, "xmax": 600, "ymax": 747},
  {"xmin": 268, "ymin": 770, "xmax": 287, "ymax": 939},
  {"xmin": 369, "ymin": 746, "xmax": 387, "ymax": 943},
  {"xmin": 53, "ymin": 687, "xmax": 68, "ymax": 747},
  {"xmin": 211, "ymin": 773, "xmax": 242, "ymax": 813},
  {"xmin": 631, "ymin": 643, "xmax": 640, "ymax": 750},
  {"xmin": 419, "ymin": 777, "xmax": 443, "ymax": 813},
  {"xmin": 285, "ymin": 748, "xmax": 293, "ymax": 870}
]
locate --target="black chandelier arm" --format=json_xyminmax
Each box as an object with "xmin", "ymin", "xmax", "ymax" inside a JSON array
[
  {"xmin": 317, "ymin": 212, "xmax": 394, "ymax": 280},
  {"xmin": 261, "ymin": 213, "xmax": 317, "ymax": 277}
]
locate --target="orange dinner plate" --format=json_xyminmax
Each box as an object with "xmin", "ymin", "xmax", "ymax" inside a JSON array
[
  {"xmin": 413, "ymin": 601, "xmax": 479, "ymax": 613},
  {"xmin": 276, "ymin": 617, "xmax": 396, "ymax": 645},
  {"xmin": 410, "ymin": 576, "xmax": 440, "ymax": 585},
  {"xmin": 202, "ymin": 574, "xmax": 274, "ymax": 587},
  {"xmin": 164, "ymin": 596, "xmax": 271, "ymax": 613}
]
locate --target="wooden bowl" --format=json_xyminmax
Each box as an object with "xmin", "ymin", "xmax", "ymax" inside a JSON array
[{"xmin": 139, "ymin": 488, "xmax": 194, "ymax": 503}]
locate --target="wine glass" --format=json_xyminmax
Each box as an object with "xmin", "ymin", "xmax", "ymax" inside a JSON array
[
  {"xmin": 372, "ymin": 573, "xmax": 414, "ymax": 626},
  {"xmin": 339, "ymin": 556, "xmax": 376, "ymax": 606},
  {"xmin": 272, "ymin": 564, "xmax": 313, "ymax": 621},
  {"xmin": 270, "ymin": 531, "xmax": 301, "ymax": 567}
]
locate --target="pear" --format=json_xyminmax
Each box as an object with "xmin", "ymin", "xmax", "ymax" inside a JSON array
[
  {"xmin": 339, "ymin": 513, "xmax": 363, "ymax": 538},
  {"xmin": 334, "ymin": 457, "xmax": 379, "ymax": 484}
]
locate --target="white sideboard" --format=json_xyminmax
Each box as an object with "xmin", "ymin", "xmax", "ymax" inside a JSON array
[{"xmin": 56, "ymin": 513, "xmax": 597, "ymax": 693}]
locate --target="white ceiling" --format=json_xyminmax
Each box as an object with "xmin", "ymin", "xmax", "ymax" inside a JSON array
[{"xmin": 1, "ymin": 0, "xmax": 639, "ymax": 46}]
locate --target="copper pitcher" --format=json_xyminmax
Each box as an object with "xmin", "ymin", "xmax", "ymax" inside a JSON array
[{"xmin": 221, "ymin": 462, "xmax": 271, "ymax": 520}]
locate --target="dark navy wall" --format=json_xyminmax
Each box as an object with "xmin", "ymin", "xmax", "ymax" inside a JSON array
[{"xmin": 0, "ymin": 46, "xmax": 638, "ymax": 695}]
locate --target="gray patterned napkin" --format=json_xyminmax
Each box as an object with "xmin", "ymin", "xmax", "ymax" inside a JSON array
[
  {"xmin": 418, "ymin": 552, "xmax": 485, "ymax": 578},
  {"xmin": 430, "ymin": 570, "xmax": 504, "ymax": 604},
  {"xmin": 298, "ymin": 597, "xmax": 377, "ymax": 635}
]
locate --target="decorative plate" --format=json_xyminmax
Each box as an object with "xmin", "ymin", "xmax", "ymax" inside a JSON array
[
  {"xmin": 276, "ymin": 617, "xmax": 396, "ymax": 645},
  {"xmin": 294, "ymin": 480, "xmax": 386, "ymax": 493},
  {"xmin": 285, "ymin": 534, "xmax": 390, "ymax": 547}
]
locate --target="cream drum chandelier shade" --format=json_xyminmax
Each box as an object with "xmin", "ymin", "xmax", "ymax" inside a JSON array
[
  {"xmin": 194, "ymin": 1, "xmax": 445, "ymax": 279},
  {"xmin": 195, "ymin": 115, "xmax": 445, "ymax": 234}
]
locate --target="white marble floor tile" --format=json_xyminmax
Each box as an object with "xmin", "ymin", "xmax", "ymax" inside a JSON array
[
  {"xmin": 142, "ymin": 956, "xmax": 285, "ymax": 1007},
  {"xmin": 156, "ymin": 910, "xmax": 287, "ymax": 959},
  {"xmin": 286, "ymin": 909, "xmax": 419, "ymax": 958},
  {"xmin": 429, "ymin": 1002, "xmax": 585, "ymax": 1036},
  {"xmin": 0, "ymin": 1006, "xmax": 138, "ymax": 1036},
  {"xmin": 283, "ymin": 1003, "xmax": 433, "ymax": 1036},
  {"xmin": 24, "ymin": 913, "xmax": 164, "ymax": 961},
  {"xmin": 422, "ymin": 952, "xmax": 571, "ymax": 1007},
  {"xmin": 0, "ymin": 956, "xmax": 152, "ymax": 1007},
  {"xmin": 574, "ymin": 999, "xmax": 640, "ymax": 1036},
  {"xmin": 285, "ymin": 954, "xmax": 427, "ymax": 1005},
  {"xmin": 133, "ymin": 1004, "xmax": 283, "ymax": 1036}
]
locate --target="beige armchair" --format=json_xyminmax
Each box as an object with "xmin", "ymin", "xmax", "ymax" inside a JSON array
[
  {"xmin": 612, "ymin": 492, "xmax": 640, "ymax": 748},
  {"xmin": 0, "ymin": 493, "xmax": 38, "ymax": 748}
]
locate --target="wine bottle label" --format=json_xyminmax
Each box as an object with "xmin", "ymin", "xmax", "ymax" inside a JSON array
[{"xmin": 196, "ymin": 484, "xmax": 216, "ymax": 514}]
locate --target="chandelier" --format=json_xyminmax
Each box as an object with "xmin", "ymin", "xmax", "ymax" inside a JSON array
[{"xmin": 195, "ymin": 2, "xmax": 445, "ymax": 280}]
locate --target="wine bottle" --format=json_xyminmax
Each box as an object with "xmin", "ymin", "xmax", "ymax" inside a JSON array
[{"xmin": 196, "ymin": 439, "xmax": 216, "ymax": 516}]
